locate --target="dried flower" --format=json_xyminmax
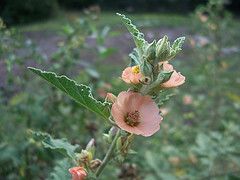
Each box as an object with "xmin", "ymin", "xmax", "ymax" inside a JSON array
[{"xmin": 111, "ymin": 91, "xmax": 162, "ymax": 137}]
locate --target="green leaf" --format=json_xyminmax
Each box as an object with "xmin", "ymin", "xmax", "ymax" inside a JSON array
[
  {"xmin": 172, "ymin": 37, "xmax": 185, "ymax": 51},
  {"xmin": 129, "ymin": 48, "xmax": 141, "ymax": 66},
  {"xmin": 156, "ymin": 91, "xmax": 175, "ymax": 107},
  {"xmin": 48, "ymin": 159, "xmax": 72, "ymax": 180},
  {"xmin": 31, "ymin": 131, "xmax": 79, "ymax": 159},
  {"xmin": 28, "ymin": 67, "xmax": 111, "ymax": 120},
  {"xmin": 117, "ymin": 13, "xmax": 146, "ymax": 53},
  {"xmin": 145, "ymin": 151, "xmax": 177, "ymax": 180}
]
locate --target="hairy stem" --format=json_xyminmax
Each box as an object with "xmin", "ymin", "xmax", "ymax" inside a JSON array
[{"xmin": 95, "ymin": 129, "xmax": 120, "ymax": 177}]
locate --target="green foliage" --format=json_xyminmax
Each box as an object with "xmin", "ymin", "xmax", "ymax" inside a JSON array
[
  {"xmin": 31, "ymin": 131, "xmax": 79, "ymax": 159},
  {"xmin": 0, "ymin": 8, "xmax": 240, "ymax": 180},
  {"xmin": 28, "ymin": 67, "xmax": 111, "ymax": 120},
  {"xmin": 117, "ymin": 13, "xmax": 146, "ymax": 53},
  {"xmin": 47, "ymin": 159, "xmax": 72, "ymax": 180}
]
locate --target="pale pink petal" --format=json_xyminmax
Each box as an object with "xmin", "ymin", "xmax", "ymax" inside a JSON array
[
  {"xmin": 121, "ymin": 67, "xmax": 132, "ymax": 84},
  {"xmin": 121, "ymin": 66, "xmax": 142, "ymax": 84},
  {"xmin": 112, "ymin": 103, "xmax": 142, "ymax": 135},
  {"xmin": 163, "ymin": 62, "xmax": 174, "ymax": 71},
  {"xmin": 162, "ymin": 71, "xmax": 185, "ymax": 88},
  {"xmin": 111, "ymin": 91, "xmax": 163, "ymax": 137}
]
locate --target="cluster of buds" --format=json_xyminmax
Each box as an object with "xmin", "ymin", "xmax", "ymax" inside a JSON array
[
  {"xmin": 69, "ymin": 139, "xmax": 102, "ymax": 180},
  {"xmin": 122, "ymin": 35, "xmax": 185, "ymax": 95}
]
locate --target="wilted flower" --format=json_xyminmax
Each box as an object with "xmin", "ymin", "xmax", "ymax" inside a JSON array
[
  {"xmin": 160, "ymin": 61, "xmax": 185, "ymax": 88},
  {"xmin": 69, "ymin": 166, "xmax": 87, "ymax": 180},
  {"xmin": 121, "ymin": 65, "xmax": 143, "ymax": 84},
  {"xmin": 111, "ymin": 91, "xmax": 162, "ymax": 137}
]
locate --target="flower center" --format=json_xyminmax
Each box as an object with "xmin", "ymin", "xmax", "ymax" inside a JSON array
[
  {"xmin": 131, "ymin": 65, "xmax": 140, "ymax": 74},
  {"xmin": 124, "ymin": 110, "xmax": 140, "ymax": 127}
]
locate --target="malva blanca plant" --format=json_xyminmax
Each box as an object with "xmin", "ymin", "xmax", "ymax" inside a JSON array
[{"xmin": 29, "ymin": 13, "xmax": 186, "ymax": 179}]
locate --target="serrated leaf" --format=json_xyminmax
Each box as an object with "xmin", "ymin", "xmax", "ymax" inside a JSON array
[
  {"xmin": 117, "ymin": 13, "xmax": 146, "ymax": 53},
  {"xmin": 28, "ymin": 67, "xmax": 111, "ymax": 120},
  {"xmin": 31, "ymin": 131, "xmax": 78, "ymax": 159}
]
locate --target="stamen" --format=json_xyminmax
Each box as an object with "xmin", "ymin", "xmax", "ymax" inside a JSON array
[
  {"xmin": 131, "ymin": 66, "xmax": 140, "ymax": 74},
  {"xmin": 124, "ymin": 110, "xmax": 140, "ymax": 127}
]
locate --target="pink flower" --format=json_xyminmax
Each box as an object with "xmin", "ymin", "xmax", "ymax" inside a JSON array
[
  {"xmin": 121, "ymin": 66, "xmax": 142, "ymax": 84},
  {"xmin": 160, "ymin": 61, "xmax": 185, "ymax": 88},
  {"xmin": 69, "ymin": 167, "xmax": 87, "ymax": 180},
  {"xmin": 111, "ymin": 91, "xmax": 162, "ymax": 137}
]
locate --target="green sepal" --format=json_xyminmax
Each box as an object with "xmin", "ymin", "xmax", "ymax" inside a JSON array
[
  {"xmin": 144, "ymin": 40, "xmax": 156, "ymax": 64},
  {"xmin": 129, "ymin": 48, "xmax": 141, "ymax": 66},
  {"xmin": 140, "ymin": 60, "xmax": 153, "ymax": 77},
  {"xmin": 168, "ymin": 36, "xmax": 185, "ymax": 60},
  {"xmin": 86, "ymin": 139, "xmax": 95, "ymax": 159},
  {"xmin": 157, "ymin": 70, "xmax": 174, "ymax": 84},
  {"xmin": 156, "ymin": 35, "xmax": 171, "ymax": 62}
]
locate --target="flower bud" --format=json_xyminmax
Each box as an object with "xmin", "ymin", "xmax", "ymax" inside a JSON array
[
  {"xmin": 90, "ymin": 159, "xmax": 102, "ymax": 169},
  {"xmin": 86, "ymin": 138, "xmax": 95, "ymax": 158},
  {"xmin": 116, "ymin": 136, "xmax": 123, "ymax": 153},
  {"xmin": 140, "ymin": 60, "xmax": 152, "ymax": 77},
  {"xmin": 144, "ymin": 40, "xmax": 156, "ymax": 64},
  {"xmin": 156, "ymin": 36, "xmax": 171, "ymax": 62},
  {"xmin": 78, "ymin": 150, "xmax": 92, "ymax": 163},
  {"xmin": 109, "ymin": 126, "xmax": 118, "ymax": 138},
  {"xmin": 69, "ymin": 166, "xmax": 87, "ymax": 180}
]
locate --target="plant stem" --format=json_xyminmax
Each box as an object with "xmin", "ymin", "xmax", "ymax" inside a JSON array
[{"xmin": 95, "ymin": 129, "xmax": 120, "ymax": 177}]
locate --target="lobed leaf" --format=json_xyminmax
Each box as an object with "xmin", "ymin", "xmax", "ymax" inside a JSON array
[{"xmin": 28, "ymin": 67, "xmax": 111, "ymax": 120}]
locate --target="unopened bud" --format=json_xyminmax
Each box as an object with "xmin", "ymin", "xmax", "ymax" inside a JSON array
[
  {"xmin": 144, "ymin": 40, "xmax": 156, "ymax": 63},
  {"xmin": 140, "ymin": 60, "xmax": 152, "ymax": 77},
  {"xmin": 90, "ymin": 159, "xmax": 102, "ymax": 169},
  {"xmin": 156, "ymin": 35, "xmax": 171, "ymax": 61},
  {"xmin": 78, "ymin": 150, "xmax": 92, "ymax": 163},
  {"xmin": 109, "ymin": 126, "xmax": 118, "ymax": 137},
  {"xmin": 86, "ymin": 138, "xmax": 95, "ymax": 158}
]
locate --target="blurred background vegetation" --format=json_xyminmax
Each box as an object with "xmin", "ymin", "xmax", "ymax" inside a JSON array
[{"xmin": 0, "ymin": 0, "xmax": 240, "ymax": 179}]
